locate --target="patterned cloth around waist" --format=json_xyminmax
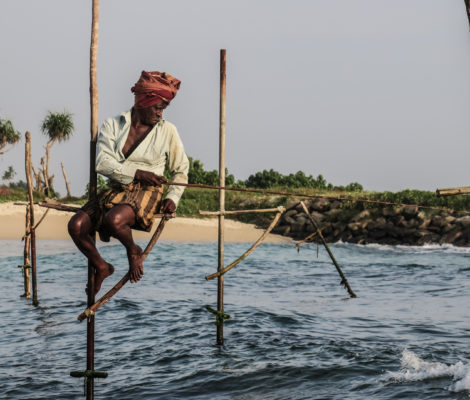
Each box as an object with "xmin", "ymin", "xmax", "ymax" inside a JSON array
[{"xmin": 82, "ymin": 181, "xmax": 164, "ymax": 242}]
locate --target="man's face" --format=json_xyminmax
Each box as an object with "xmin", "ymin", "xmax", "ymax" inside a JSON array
[{"xmin": 137, "ymin": 103, "xmax": 167, "ymax": 126}]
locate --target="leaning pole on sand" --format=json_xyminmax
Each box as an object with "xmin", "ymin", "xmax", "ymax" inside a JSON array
[{"xmin": 217, "ymin": 49, "xmax": 226, "ymax": 345}]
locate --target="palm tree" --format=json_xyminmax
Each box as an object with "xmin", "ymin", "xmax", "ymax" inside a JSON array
[
  {"xmin": 0, "ymin": 119, "xmax": 21, "ymax": 154},
  {"xmin": 40, "ymin": 111, "xmax": 74, "ymax": 194}
]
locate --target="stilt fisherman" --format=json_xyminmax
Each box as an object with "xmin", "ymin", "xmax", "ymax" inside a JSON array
[{"xmin": 68, "ymin": 70, "xmax": 189, "ymax": 294}]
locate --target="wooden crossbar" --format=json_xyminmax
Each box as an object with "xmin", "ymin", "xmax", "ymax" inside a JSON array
[
  {"xmin": 205, "ymin": 208, "xmax": 285, "ymax": 280},
  {"xmin": 199, "ymin": 207, "xmax": 285, "ymax": 216}
]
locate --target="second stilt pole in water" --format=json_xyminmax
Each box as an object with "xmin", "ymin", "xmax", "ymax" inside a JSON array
[{"xmin": 217, "ymin": 49, "xmax": 227, "ymax": 345}]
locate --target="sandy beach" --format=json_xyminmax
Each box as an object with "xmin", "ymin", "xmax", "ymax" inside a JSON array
[{"xmin": 0, "ymin": 202, "xmax": 290, "ymax": 243}]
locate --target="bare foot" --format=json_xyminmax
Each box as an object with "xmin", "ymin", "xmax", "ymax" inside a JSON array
[
  {"xmin": 128, "ymin": 245, "xmax": 144, "ymax": 283},
  {"xmin": 95, "ymin": 263, "xmax": 115, "ymax": 295},
  {"xmin": 86, "ymin": 262, "xmax": 115, "ymax": 296}
]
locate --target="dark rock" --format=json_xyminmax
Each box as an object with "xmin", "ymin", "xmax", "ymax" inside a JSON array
[
  {"xmin": 273, "ymin": 225, "xmax": 291, "ymax": 235},
  {"xmin": 442, "ymin": 223, "xmax": 457, "ymax": 234},
  {"xmin": 341, "ymin": 231, "xmax": 353, "ymax": 242},
  {"xmin": 402, "ymin": 206, "xmax": 419, "ymax": 220},
  {"xmin": 417, "ymin": 218, "xmax": 431, "ymax": 229},
  {"xmin": 350, "ymin": 210, "xmax": 370, "ymax": 222},
  {"xmin": 284, "ymin": 209, "xmax": 297, "ymax": 218},
  {"xmin": 325, "ymin": 208, "xmax": 342, "ymax": 221},
  {"xmin": 330, "ymin": 200, "xmax": 342, "ymax": 209},
  {"xmin": 291, "ymin": 221, "xmax": 305, "ymax": 233},
  {"xmin": 456, "ymin": 216, "xmax": 470, "ymax": 229},
  {"xmin": 310, "ymin": 198, "xmax": 331, "ymax": 212},
  {"xmin": 383, "ymin": 207, "xmax": 402, "ymax": 217},
  {"xmin": 440, "ymin": 227, "xmax": 462, "ymax": 244},
  {"xmin": 366, "ymin": 218, "xmax": 387, "ymax": 231},
  {"xmin": 444, "ymin": 216, "xmax": 456, "ymax": 225},
  {"xmin": 431, "ymin": 215, "xmax": 445, "ymax": 228},
  {"xmin": 308, "ymin": 211, "xmax": 325, "ymax": 223}
]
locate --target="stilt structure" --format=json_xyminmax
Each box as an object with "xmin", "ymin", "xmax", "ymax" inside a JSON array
[
  {"xmin": 70, "ymin": 1, "xmax": 105, "ymax": 398},
  {"xmin": 86, "ymin": 1, "xmax": 100, "ymax": 398},
  {"xmin": 21, "ymin": 132, "xmax": 35, "ymax": 300},
  {"xmin": 217, "ymin": 49, "xmax": 226, "ymax": 345},
  {"xmin": 25, "ymin": 132, "xmax": 39, "ymax": 306}
]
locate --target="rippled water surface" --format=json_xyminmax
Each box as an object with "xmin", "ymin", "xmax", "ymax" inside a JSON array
[{"xmin": 1, "ymin": 239, "xmax": 470, "ymax": 399}]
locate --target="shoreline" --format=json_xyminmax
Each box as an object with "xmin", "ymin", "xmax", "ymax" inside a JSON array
[{"xmin": 0, "ymin": 202, "xmax": 290, "ymax": 243}]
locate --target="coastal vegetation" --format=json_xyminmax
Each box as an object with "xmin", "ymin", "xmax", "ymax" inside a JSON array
[
  {"xmin": 39, "ymin": 111, "xmax": 75, "ymax": 197},
  {"xmin": 0, "ymin": 118, "xmax": 21, "ymax": 155}
]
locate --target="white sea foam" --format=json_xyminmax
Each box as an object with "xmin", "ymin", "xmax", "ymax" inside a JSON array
[
  {"xmin": 385, "ymin": 349, "xmax": 470, "ymax": 393},
  {"xmin": 346, "ymin": 242, "xmax": 470, "ymax": 254}
]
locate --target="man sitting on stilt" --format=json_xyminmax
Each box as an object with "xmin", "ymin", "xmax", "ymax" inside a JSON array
[{"xmin": 68, "ymin": 70, "xmax": 189, "ymax": 295}]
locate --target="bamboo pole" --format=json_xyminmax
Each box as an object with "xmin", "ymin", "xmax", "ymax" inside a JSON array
[
  {"xmin": 206, "ymin": 209, "xmax": 284, "ymax": 280},
  {"xmin": 436, "ymin": 186, "xmax": 470, "ymax": 197},
  {"xmin": 25, "ymin": 132, "xmax": 38, "ymax": 306},
  {"xmin": 77, "ymin": 216, "xmax": 171, "ymax": 321},
  {"xmin": 217, "ymin": 49, "xmax": 226, "ymax": 345},
  {"xmin": 86, "ymin": 1, "xmax": 99, "ymax": 398},
  {"xmin": 199, "ymin": 207, "xmax": 284, "ymax": 216},
  {"xmin": 299, "ymin": 201, "xmax": 356, "ymax": 298},
  {"xmin": 16, "ymin": 200, "xmax": 173, "ymax": 219},
  {"xmin": 61, "ymin": 162, "xmax": 72, "ymax": 198},
  {"xmin": 163, "ymin": 181, "xmax": 454, "ymax": 213}
]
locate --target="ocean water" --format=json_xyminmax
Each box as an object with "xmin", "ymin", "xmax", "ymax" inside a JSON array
[{"xmin": 1, "ymin": 239, "xmax": 470, "ymax": 399}]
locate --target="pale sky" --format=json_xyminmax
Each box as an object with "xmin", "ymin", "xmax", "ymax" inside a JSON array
[{"xmin": 1, "ymin": 0, "xmax": 470, "ymax": 196}]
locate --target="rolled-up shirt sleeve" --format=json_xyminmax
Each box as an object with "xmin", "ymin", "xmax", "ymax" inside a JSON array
[
  {"xmin": 165, "ymin": 126, "xmax": 189, "ymax": 207},
  {"xmin": 95, "ymin": 119, "xmax": 135, "ymax": 184}
]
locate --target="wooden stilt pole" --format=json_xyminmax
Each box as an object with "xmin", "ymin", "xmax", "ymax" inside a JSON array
[
  {"xmin": 85, "ymin": 1, "xmax": 99, "ymax": 398},
  {"xmin": 25, "ymin": 132, "xmax": 38, "ymax": 305},
  {"xmin": 217, "ymin": 49, "xmax": 226, "ymax": 345},
  {"xmin": 61, "ymin": 162, "xmax": 72, "ymax": 198}
]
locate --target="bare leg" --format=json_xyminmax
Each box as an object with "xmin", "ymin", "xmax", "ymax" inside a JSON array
[
  {"xmin": 103, "ymin": 204, "xmax": 144, "ymax": 284},
  {"xmin": 68, "ymin": 211, "xmax": 114, "ymax": 295}
]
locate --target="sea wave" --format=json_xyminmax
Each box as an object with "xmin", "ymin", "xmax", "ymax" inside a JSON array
[
  {"xmin": 384, "ymin": 349, "xmax": 470, "ymax": 393},
  {"xmin": 340, "ymin": 242, "xmax": 470, "ymax": 254}
]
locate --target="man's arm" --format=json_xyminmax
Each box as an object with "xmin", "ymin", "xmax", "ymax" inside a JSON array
[{"xmin": 164, "ymin": 126, "xmax": 189, "ymax": 209}]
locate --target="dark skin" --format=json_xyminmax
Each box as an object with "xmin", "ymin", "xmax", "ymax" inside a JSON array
[{"xmin": 68, "ymin": 103, "xmax": 176, "ymax": 295}]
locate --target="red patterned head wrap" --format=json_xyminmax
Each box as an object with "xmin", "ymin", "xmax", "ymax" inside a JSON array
[{"xmin": 131, "ymin": 70, "xmax": 181, "ymax": 109}]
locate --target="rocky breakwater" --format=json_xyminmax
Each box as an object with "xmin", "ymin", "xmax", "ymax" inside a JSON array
[{"xmin": 272, "ymin": 198, "xmax": 470, "ymax": 246}]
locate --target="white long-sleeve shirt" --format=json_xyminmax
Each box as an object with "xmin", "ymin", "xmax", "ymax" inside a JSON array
[{"xmin": 95, "ymin": 109, "xmax": 189, "ymax": 207}]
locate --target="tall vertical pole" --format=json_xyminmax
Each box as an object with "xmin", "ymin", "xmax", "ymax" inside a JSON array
[
  {"xmin": 217, "ymin": 49, "xmax": 226, "ymax": 345},
  {"xmin": 25, "ymin": 132, "xmax": 37, "ymax": 305},
  {"xmin": 87, "ymin": 1, "xmax": 99, "ymax": 398}
]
